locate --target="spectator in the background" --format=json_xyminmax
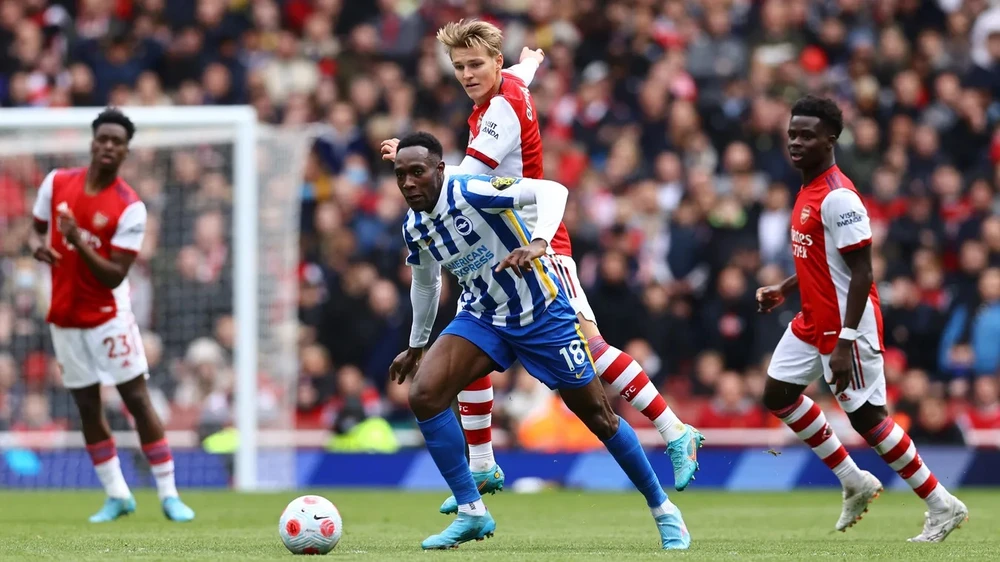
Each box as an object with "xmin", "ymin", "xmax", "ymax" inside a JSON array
[
  {"xmin": 883, "ymin": 275, "xmax": 945, "ymax": 374},
  {"xmin": 908, "ymin": 396, "xmax": 966, "ymax": 445},
  {"xmin": 939, "ymin": 267, "xmax": 1000, "ymax": 378},
  {"xmin": 963, "ymin": 375, "xmax": 1000, "ymax": 429},
  {"xmin": 695, "ymin": 371, "xmax": 766, "ymax": 429}
]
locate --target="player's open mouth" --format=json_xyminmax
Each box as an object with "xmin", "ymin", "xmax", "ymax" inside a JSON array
[
  {"xmin": 99, "ymin": 154, "xmax": 115, "ymax": 163},
  {"xmin": 789, "ymin": 153, "xmax": 803, "ymax": 161}
]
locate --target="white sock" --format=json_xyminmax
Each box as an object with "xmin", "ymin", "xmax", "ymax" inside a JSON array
[
  {"xmin": 94, "ymin": 456, "xmax": 131, "ymax": 499},
  {"xmin": 833, "ymin": 456, "xmax": 865, "ymax": 488},
  {"xmin": 468, "ymin": 443, "xmax": 496, "ymax": 473},
  {"xmin": 925, "ymin": 484, "xmax": 952, "ymax": 512},
  {"xmin": 653, "ymin": 408, "xmax": 687, "ymax": 443},
  {"xmin": 457, "ymin": 499, "xmax": 487, "ymax": 516},
  {"xmin": 150, "ymin": 460, "xmax": 178, "ymax": 500},
  {"xmin": 650, "ymin": 500, "xmax": 677, "ymax": 518}
]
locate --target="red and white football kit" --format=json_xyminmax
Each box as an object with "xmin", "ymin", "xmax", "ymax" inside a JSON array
[
  {"xmin": 32, "ymin": 168, "xmax": 149, "ymax": 389},
  {"xmin": 462, "ymin": 63, "xmax": 593, "ymax": 322},
  {"xmin": 767, "ymin": 165, "xmax": 886, "ymax": 413}
]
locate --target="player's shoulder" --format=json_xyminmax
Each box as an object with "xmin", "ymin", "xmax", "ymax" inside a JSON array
[
  {"xmin": 48, "ymin": 167, "xmax": 86, "ymax": 187},
  {"xmin": 828, "ymin": 166, "xmax": 857, "ymax": 191},
  {"xmin": 111, "ymin": 178, "xmax": 143, "ymax": 207}
]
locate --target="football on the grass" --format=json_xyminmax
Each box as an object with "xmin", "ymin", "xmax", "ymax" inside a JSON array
[{"xmin": 278, "ymin": 495, "xmax": 343, "ymax": 555}]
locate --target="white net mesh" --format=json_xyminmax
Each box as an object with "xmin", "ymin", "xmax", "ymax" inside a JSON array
[{"xmin": 0, "ymin": 117, "xmax": 310, "ymax": 490}]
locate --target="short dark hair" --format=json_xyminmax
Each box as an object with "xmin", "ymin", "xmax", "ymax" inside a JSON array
[
  {"xmin": 790, "ymin": 95, "xmax": 843, "ymax": 139},
  {"xmin": 397, "ymin": 132, "xmax": 443, "ymax": 159},
  {"xmin": 92, "ymin": 107, "xmax": 136, "ymax": 141}
]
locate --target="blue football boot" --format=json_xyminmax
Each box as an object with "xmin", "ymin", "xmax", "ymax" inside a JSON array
[
  {"xmin": 666, "ymin": 424, "xmax": 705, "ymax": 491},
  {"xmin": 88, "ymin": 496, "xmax": 136, "ymax": 523},
  {"xmin": 162, "ymin": 496, "xmax": 196, "ymax": 522},
  {"xmin": 439, "ymin": 464, "xmax": 505, "ymax": 514},
  {"xmin": 656, "ymin": 509, "xmax": 692, "ymax": 550},
  {"xmin": 421, "ymin": 511, "xmax": 496, "ymax": 550}
]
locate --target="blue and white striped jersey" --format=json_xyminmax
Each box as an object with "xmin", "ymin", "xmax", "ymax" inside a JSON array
[{"xmin": 403, "ymin": 172, "xmax": 566, "ymax": 329}]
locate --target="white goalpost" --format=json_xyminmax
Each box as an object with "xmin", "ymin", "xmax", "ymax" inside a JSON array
[{"xmin": 0, "ymin": 106, "xmax": 312, "ymax": 492}]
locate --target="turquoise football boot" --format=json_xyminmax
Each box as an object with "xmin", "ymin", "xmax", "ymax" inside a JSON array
[
  {"xmin": 88, "ymin": 496, "xmax": 136, "ymax": 523},
  {"xmin": 666, "ymin": 424, "xmax": 705, "ymax": 491},
  {"xmin": 421, "ymin": 511, "xmax": 496, "ymax": 550},
  {"xmin": 439, "ymin": 464, "xmax": 505, "ymax": 514},
  {"xmin": 162, "ymin": 496, "xmax": 196, "ymax": 522},
  {"xmin": 656, "ymin": 509, "xmax": 692, "ymax": 550}
]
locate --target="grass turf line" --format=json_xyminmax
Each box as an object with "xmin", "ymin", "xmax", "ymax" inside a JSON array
[{"xmin": 0, "ymin": 489, "xmax": 996, "ymax": 561}]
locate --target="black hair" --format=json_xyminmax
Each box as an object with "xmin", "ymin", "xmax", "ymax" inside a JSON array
[
  {"xmin": 397, "ymin": 131, "xmax": 443, "ymax": 159},
  {"xmin": 92, "ymin": 107, "xmax": 136, "ymax": 141},
  {"xmin": 790, "ymin": 95, "xmax": 843, "ymax": 139}
]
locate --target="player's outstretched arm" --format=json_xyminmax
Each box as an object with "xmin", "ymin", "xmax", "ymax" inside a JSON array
[
  {"xmin": 463, "ymin": 177, "xmax": 568, "ymax": 276},
  {"xmin": 504, "ymin": 48, "xmax": 543, "ymax": 86}
]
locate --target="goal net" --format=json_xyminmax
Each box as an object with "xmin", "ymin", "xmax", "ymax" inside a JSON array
[{"xmin": 0, "ymin": 107, "xmax": 312, "ymax": 491}]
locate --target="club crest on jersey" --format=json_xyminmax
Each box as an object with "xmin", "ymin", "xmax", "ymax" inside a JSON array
[
  {"xmin": 800, "ymin": 206, "xmax": 812, "ymax": 224},
  {"xmin": 92, "ymin": 212, "xmax": 108, "ymax": 229},
  {"xmin": 491, "ymin": 176, "xmax": 517, "ymax": 190},
  {"xmin": 454, "ymin": 214, "xmax": 473, "ymax": 236}
]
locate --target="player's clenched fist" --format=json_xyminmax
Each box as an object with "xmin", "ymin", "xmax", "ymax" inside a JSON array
[
  {"xmin": 381, "ymin": 138, "xmax": 400, "ymax": 162},
  {"xmin": 389, "ymin": 347, "xmax": 424, "ymax": 384},
  {"xmin": 495, "ymin": 239, "xmax": 548, "ymax": 278},
  {"xmin": 755, "ymin": 284, "xmax": 785, "ymax": 313}
]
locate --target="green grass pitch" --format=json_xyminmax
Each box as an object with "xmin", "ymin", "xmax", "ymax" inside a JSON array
[{"xmin": 0, "ymin": 489, "xmax": 996, "ymax": 560}]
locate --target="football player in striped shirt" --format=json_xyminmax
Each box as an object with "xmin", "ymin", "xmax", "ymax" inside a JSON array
[
  {"xmin": 389, "ymin": 132, "xmax": 691, "ymax": 550},
  {"xmin": 382, "ymin": 19, "xmax": 702, "ymax": 516}
]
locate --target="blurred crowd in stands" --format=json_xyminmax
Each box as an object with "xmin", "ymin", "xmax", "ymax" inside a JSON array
[{"xmin": 1, "ymin": 0, "xmax": 1000, "ymax": 451}]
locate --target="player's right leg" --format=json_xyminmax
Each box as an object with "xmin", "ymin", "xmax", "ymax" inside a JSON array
[
  {"xmin": 410, "ymin": 321, "xmax": 509, "ymax": 549},
  {"xmin": 829, "ymin": 342, "xmax": 968, "ymax": 543},
  {"xmin": 763, "ymin": 326, "xmax": 877, "ymax": 532},
  {"xmin": 51, "ymin": 324, "xmax": 136, "ymax": 522},
  {"xmin": 552, "ymin": 255, "xmax": 701, "ymax": 491}
]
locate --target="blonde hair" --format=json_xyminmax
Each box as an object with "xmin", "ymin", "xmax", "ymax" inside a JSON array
[{"xmin": 436, "ymin": 19, "xmax": 503, "ymax": 57}]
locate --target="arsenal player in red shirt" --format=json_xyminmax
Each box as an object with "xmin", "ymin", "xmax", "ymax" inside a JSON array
[
  {"xmin": 30, "ymin": 108, "xmax": 195, "ymax": 523},
  {"xmin": 757, "ymin": 96, "xmax": 965, "ymax": 541}
]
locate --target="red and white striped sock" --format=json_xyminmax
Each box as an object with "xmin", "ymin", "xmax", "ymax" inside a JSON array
[
  {"xmin": 770, "ymin": 395, "xmax": 864, "ymax": 487},
  {"xmin": 86, "ymin": 438, "xmax": 131, "ymax": 499},
  {"xmin": 142, "ymin": 438, "xmax": 178, "ymax": 500},
  {"xmin": 458, "ymin": 375, "xmax": 495, "ymax": 472},
  {"xmin": 862, "ymin": 418, "xmax": 951, "ymax": 510},
  {"xmin": 588, "ymin": 336, "xmax": 687, "ymax": 443}
]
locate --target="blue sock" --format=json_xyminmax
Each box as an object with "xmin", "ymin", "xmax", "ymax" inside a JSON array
[
  {"xmin": 417, "ymin": 409, "xmax": 482, "ymax": 506},
  {"xmin": 602, "ymin": 416, "xmax": 668, "ymax": 508}
]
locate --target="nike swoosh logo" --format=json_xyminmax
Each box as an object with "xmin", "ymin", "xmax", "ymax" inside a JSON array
[{"xmin": 313, "ymin": 515, "xmax": 329, "ymax": 520}]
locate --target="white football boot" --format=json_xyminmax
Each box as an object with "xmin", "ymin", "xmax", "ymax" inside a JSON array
[
  {"xmin": 836, "ymin": 470, "xmax": 883, "ymax": 532},
  {"xmin": 908, "ymin": 495, "xmax": 969, "ymax": 543}
]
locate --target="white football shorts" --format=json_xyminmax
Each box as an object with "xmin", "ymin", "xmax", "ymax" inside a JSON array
[
  {"xmin": 767, "ymin": 324, "xmax": 886, "ymax": 413},
  {"xmin": 549, "ymin": 254, "xmax": 597, "ymax": 325},
  {"xmin": 50, "ymin": 313, "xmax": 149, "ymax": 389}
]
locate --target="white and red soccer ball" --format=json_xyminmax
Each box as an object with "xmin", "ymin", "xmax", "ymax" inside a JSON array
[{"xmin": 278, "ymin": 495, "xmax": 343, "ymax": 555}]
